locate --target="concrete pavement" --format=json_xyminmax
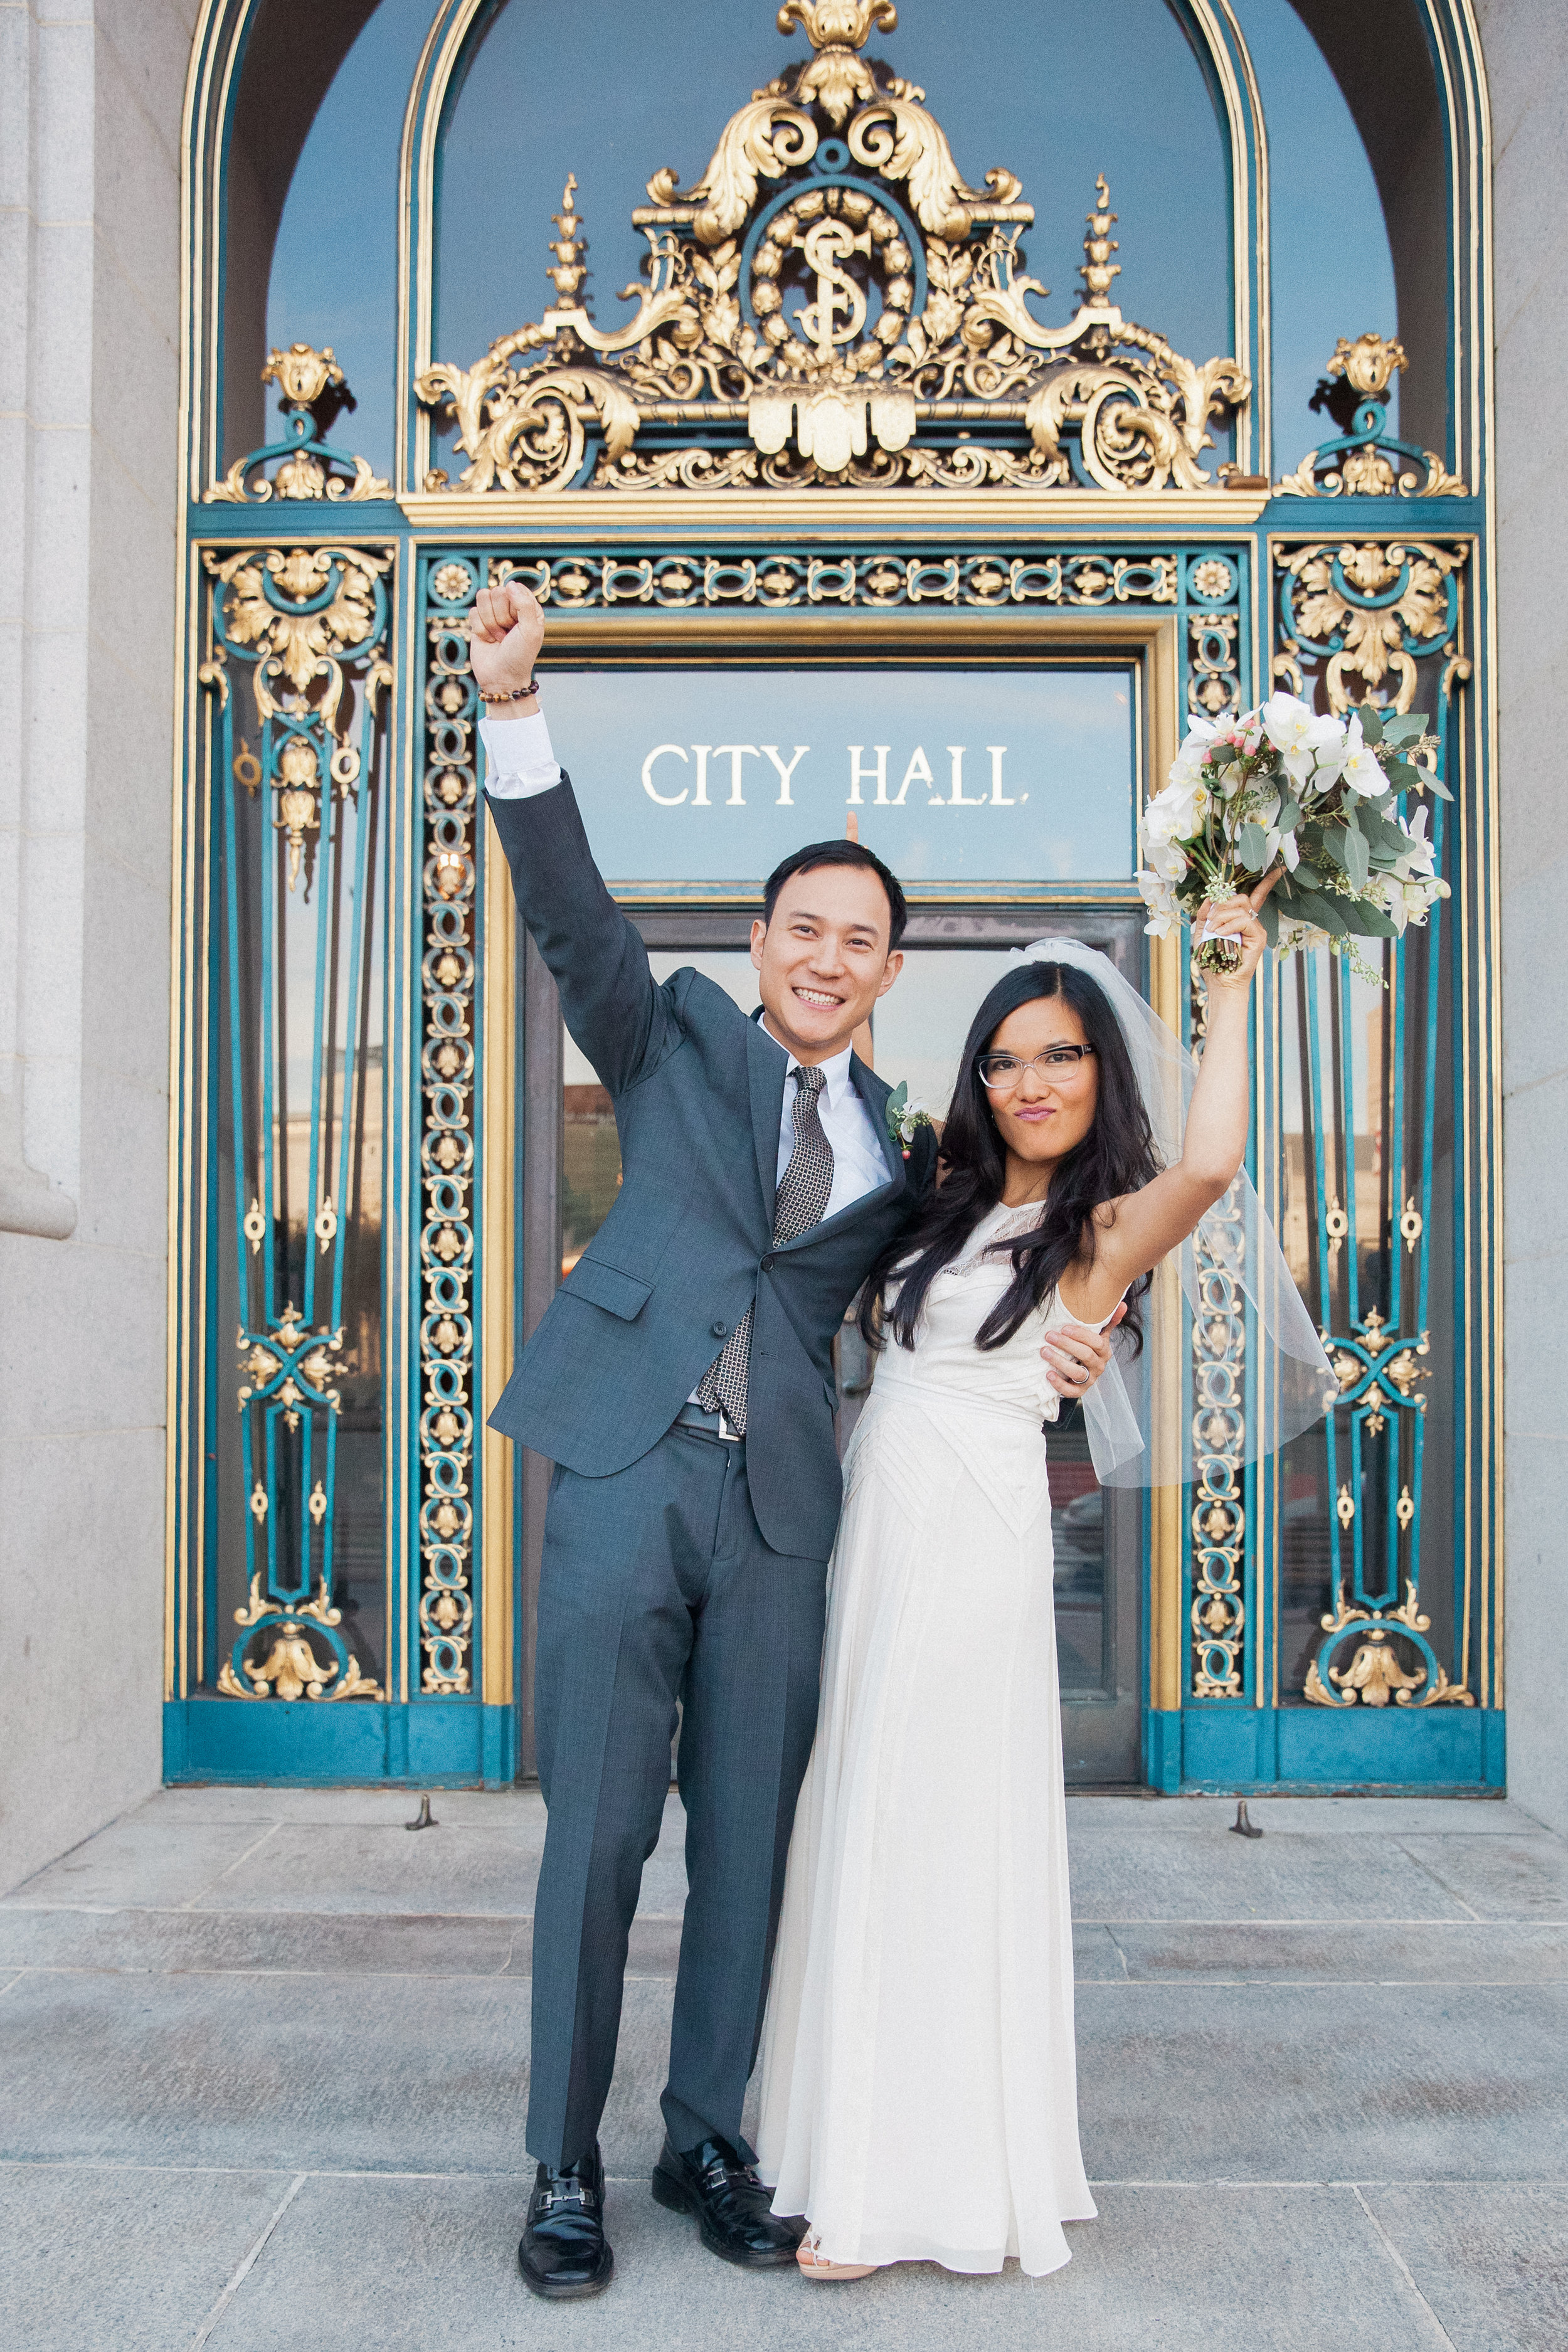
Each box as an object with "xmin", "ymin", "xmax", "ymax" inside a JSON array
[{"xmin": 1, "ymin": 1787, "xmax": 1564, "ymax": 2349}]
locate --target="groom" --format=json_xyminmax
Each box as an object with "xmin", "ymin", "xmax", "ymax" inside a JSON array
[{"xmin": 471, "ymin": 581, "xmax": 1114, "ymax": 2298}]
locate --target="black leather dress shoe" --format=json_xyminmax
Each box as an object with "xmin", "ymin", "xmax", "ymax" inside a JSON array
[
  {"xmin": 650, "ymin": 2134, "xmax": 803, "ymax": 2267},
  {"xmin": 519, "ymin": 2144, "xmax": 613, "ymax": 2299}
]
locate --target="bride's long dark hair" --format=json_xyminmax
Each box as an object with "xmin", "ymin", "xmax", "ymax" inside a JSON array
[{"xmin": 860, "ymin": 962, "xmax": 1162, "ymax": 1355}]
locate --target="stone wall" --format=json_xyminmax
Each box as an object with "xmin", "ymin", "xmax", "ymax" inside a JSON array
[
  {"xmin": 1476, "ymin": 0, "xmax": 1568, "ymax": 1837},
  {"xmin": 0, "ymin": 0, "xmax": 194, "ymax": 1891}
]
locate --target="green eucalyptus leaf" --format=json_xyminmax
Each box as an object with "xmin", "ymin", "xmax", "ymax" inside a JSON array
[
  {"xmin": 1282, "ymin": 861, "xmax": 1325, "ymax": 894},
  {"xmin": 1318, "ymin": 826, "xmax": 1349, "ymax": 874},
  {"xmin": 1339, "ymin": 898, "xmax": 1398, "ymax": 938},
  {"xmin": 1286, "ymin": 886, "xmax": 1349, "ymax": 936},
  {"xmin": 1353, "ymin": 701, "xmax": 1384, "ymax": 746},
  {"xmin": 1237, "ymin": 820, "xmax": 1269, "ymax": 869},
  {"xmin": 1258, "ymin": 894, "xmax": 1280, "ymax": 947},
  {"xmin": 1424, "ymin": 771, "xmax": 1453, "ymax": 802},
  {"xmin": 887, "ymin": 1079, "xmax": 907, "ymax": 1113},
  {"xmin": 1342, "ymin": 819, "xmax": 1370, "ymax": 889},
  {"xmin": 1380, "ymin": 712, "xmax": 1429, "ymax": 746},
  {"xmin": 1356, "ymin": 806, "xmax": 1409, "ymax": 855}
]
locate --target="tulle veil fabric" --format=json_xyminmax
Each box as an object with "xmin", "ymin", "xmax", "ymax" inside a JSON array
[{"xmin": 1010, "ymin": 938, "xmax": 1335, "ymax": 1488}]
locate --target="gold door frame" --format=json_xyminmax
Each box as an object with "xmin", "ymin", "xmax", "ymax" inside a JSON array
[{"xmin": 478, "ymin": 605, "xmax": 1183, "ymax": 1742}]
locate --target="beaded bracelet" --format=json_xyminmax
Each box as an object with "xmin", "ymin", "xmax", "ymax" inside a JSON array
[{"xmin": 478, "ymin": 679, "xmax": 541, "ymax": 704}]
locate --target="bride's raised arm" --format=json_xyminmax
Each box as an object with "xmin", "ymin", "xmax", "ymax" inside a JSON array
[{"xmin": 1057, "ymin": 876, "xmax": 1275, "ymax": 1324}]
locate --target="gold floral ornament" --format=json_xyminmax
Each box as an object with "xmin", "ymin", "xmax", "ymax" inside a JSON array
[
  {"xmin": 218, "ymin": 1572, "xmax": 384, "ymax": 1701},
  {"xmin": 209, "ymin": 342, "xmax": 391, "ymax": 504},
  {"xmin": 1276, "ymin": 332, "xmax": 1465, "ymax": 500},
  {"xmin": 1278, "ymin": 539, "xmax": 1466, "ymax": 714},
  {"xmin": 236, "ymin": 1306, "xmax": 346, "ymax": 1431},
  {"xmin": 780, "ymin": 0, "xmax": 897, "ymax": 126},
  {"xmin": 431, "ymin": 561, "xmax": 475, "ymax": 604},
  {"xmin": 413, "ymin": 2, "xmax": 1248, "ymax": 492},
  {"xmin": 203, "ymin": 544, "xmax": 394, "ymax": 889},
  {"xmin": 1304, "ymin": 1578, "xmax": 1473, "ymax": 1710}
]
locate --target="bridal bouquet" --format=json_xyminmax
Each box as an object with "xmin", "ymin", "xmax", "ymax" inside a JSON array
[{"xmin": 1137, "ymin": 692, "xmax": 1450, "ymax": 978}]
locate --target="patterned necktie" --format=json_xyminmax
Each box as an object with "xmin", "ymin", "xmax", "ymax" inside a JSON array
[{"xmin": 694, "ymin": 1061, "xmax": 835, "ymax": 1435}]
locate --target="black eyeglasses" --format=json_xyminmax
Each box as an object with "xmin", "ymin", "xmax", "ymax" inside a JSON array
[{"xmin": 977, "ymin": 1045, "xmax": 1096, "ymax": 1091}]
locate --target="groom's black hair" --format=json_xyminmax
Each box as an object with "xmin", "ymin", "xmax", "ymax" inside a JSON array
[{"xmin": 761, "ymin": 840, "xmax": 908, "ymax": 951}]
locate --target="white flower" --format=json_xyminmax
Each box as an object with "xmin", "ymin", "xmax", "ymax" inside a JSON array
[
  {"xmin": 1145, "ymin": 836, "xmax": 1189, "ymax": 882},
  {"xmin": 1136, "ymin": 869, "xmax": 1180, "ymax": 938},
  {"xmin": 1339, "ymin": 714, "xmax": 1385, "ymax": 798},
  {"xmin": 1143, "ymin": 776, "xmax": 1207, "ymax": 849},
  {"xmin": 1261, "ymin": 691, "xmax": 1344, "ymax": 790},
  {"xmin": 1389, "ymin": 802, "xmax": 1438, "ymax": 879},
  {"xmin": 1387, "ymin": 874, "xmax": 1449, "ymax": 935},
  {"xmin": 1277, "ymin": 918, "xmax": 1332, "ymax": 957},
  {"xmin": 1169, "ymin": 718, "xmax": 1221, "ymax": 781}
]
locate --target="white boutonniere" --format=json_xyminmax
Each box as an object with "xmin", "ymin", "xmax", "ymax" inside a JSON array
[{"xmin": 885, "ymin": 1079, "xmax": 935, "ymax": 1161}]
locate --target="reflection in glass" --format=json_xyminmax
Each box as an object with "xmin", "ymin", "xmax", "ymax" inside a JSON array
[
  {"xmin": 264, "ymin": 0, "xmax": 442, "ymax": 478},
  {"xmin": 213, "ymin": 667, "xmax": 387, "ymax": 1691},
  {"xmin": 871, "ymin": 945, "xmax": 1019, "ymax": 1118},
  {"xmin": 1229, "ymin": 0, "xmax": 1398, "ymax": 471},
  {"xmin": 1277, "ymin": 927, "xmax": 1454, "ymax": 1699},
  {"xmin": 1049, "ymin": 1409, "xmax": 1108, "ymax": 1693},
  {"xmin": 561, "ymin": 951, "xmax": 760, "ymax": 1276}
]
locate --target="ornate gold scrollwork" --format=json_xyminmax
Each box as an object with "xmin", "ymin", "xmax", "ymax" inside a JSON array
[
  {"xmin": 203, "ymin": 546, "xmax": 393, "ymax": 895},
  {"xmin": 1273, "ymin": 541, "xmax": 1469, "ymax": 716},
  {"xmin": 1275, "ymin": 334, "xmax": 1466, "ymax": 500},
  {"xmin": 414, "ymin": 6, "xmax": 1248, "ymax": 492},
  {"xmin": 1305, "ymin": 1578, "xmax": 1473, "ymax": 1710},
  {"xmin": 415, "ymin": 580, "xmax": 481, "ymax": 1695},
  {"xmin": 209, "ymin": 344, "xmax": 391, "ymax": 505},
  {"xmin": 1190, "ymin": 1180, "xmax": 1247, "ymax": 1699}
]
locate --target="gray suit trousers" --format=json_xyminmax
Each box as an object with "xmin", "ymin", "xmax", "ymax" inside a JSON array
[{"xmin": 527, "ymin": 1420, "xmax": 829, "ymax": 2168}]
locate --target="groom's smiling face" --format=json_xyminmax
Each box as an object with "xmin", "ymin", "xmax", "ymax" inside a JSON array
[{"xmin": 751, "ymin": 866, "xmax": 903, "ymax": 1065}]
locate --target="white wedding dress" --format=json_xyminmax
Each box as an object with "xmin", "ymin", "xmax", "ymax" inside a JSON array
[{"xmin": 756, "ymin": 1202, "xmax": 1100, "ymax": 2277}]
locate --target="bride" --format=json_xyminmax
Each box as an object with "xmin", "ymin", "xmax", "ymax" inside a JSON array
[{"xmin": 756, "ymin": 886, "xmax": 1328, "ymax": 2281}]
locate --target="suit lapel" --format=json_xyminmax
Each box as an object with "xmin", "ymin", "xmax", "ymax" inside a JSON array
[{"xmin": 745, "ymin": 1012, "xmax": 787, "ymax": 1229}]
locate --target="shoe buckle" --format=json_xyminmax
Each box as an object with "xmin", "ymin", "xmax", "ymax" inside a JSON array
[{"xmin": 539, "ymin": 2183, "xmax": 595, "ymax": 2212}]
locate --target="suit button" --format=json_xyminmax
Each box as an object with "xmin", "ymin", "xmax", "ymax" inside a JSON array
[
  {"xmin": 711, "ymin": 1319, "xmax": 727, "ymax": 1337},
  {"xmin": 761, "ymin": 1255, "xmax": 776, "ymax": 1273}
]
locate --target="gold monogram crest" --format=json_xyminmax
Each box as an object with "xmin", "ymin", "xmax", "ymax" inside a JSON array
[{"xmin": 415, "ymin": 2, "xmax": 1248, "ymax": 494}]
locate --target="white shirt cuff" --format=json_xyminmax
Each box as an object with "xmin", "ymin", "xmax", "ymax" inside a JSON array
[{"xmin": 480, "ymin": 710, "xmax": 561, "ymax": 798}]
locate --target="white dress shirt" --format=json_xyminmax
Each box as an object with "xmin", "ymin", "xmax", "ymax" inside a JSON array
[
  {"xmin": 765, "ymin": 1036, "xmax": 891, "ymax": 1219},
  {"xmin": 481, "ymin": 710, "xmax": 562, "ymax": 795}
]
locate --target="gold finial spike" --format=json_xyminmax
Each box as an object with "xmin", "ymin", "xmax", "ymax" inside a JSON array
[
  {"xmin": 548, "ymin": 173, "xmax": 588, "ymax": 302},
  {"xmin": 1081, "ymin": 174, "xmax": 1121, "ymax": 305}
]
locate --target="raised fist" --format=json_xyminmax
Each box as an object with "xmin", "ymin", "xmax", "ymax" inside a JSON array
[{"xmin": 469, "ymin": 579, "xmax": 545, "ymax": 701}]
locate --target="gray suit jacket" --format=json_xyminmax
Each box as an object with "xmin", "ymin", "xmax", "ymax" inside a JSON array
[{"xmin": 485, "ymin": 778, "xmax": 936, "ymax": 1559}]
